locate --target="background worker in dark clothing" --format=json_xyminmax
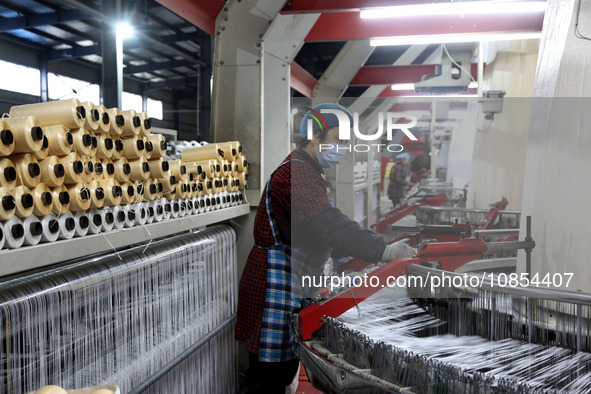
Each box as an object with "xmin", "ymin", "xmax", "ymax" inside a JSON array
[
  {"xmin": 388, "ymin": 152, "xmax": 411, "ymax": 208},
  {"xmin": 235, "ymin": 103, "xmax": 415, "ymax": 393}
]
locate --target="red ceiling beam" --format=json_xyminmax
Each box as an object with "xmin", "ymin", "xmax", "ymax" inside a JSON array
[
  {"xmin": 305, "ymin": 12, "xmax": 544, "ymax": 42},
  {"xmin": 155, "ymin": 0, "xmax": 225, "ymax": 36},
  {"xmin": 281, "ymin": 0, "xmax": 455, "ymax": 14},
  {"xmin": 291, "ymin": 62, "xmax": 318, "ymax": 97},
  {"xmin": 351, "ymin": 64, "xmax": 482, "ymax": 86}
]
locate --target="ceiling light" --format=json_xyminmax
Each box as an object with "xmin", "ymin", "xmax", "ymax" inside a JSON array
[
  {"xmin": 391, "ymin": 81, "xmax": 479, "ymax": 91},
  {"xmin": 360, "ymin": 1, "xmax": 546, "ymax": 19},
  {"xmin": 116, "ymin": 22, "xmax": 134, "ymax": 39},
  {"xmin": 372, "ymin": 31, "xmax": 541, "ymax": 47}
]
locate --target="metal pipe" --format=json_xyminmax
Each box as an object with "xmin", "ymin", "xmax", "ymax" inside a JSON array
[
  {"xmin": 525, "ymin": 215, "xmax": 533, "ymax": 276},
  {"xmin": 128, "ymin": 315, "xmax": 236, "ymax": 394},
  {"xmin": 527, "ymin": 298, "xmax": 533, "ymax": 343},
  {"xmin": 473, "ymin": 229, "xmax": 520, "ymax": 237},
  {"xmin": 485, "ymin": 240, "xmax": 536, "ymax": 252},
  {"xmin": 577, "ymin": 304, "xmax": 582, "ymax": 352}
]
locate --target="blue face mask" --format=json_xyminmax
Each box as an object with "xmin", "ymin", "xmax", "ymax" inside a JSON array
[{"xmin": 317, "ymin": 143, "xmax": 347, "ymax": 168}]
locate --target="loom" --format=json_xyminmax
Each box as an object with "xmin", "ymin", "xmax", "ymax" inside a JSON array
[
  {"xmin": 292, "ymin": 225, "xmax": 591, "ymax": 393},
  {"xmin": 0, "ymin": 225, "xmax": 237, "ymax": 393}
]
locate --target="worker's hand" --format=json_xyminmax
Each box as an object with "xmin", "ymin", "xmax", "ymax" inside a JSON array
[{"xmin": 381, "ymin": 242, "xmax": 416, "ymax": 262}]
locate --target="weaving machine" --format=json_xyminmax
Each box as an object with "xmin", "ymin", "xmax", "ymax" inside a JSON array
[
  {"xmin": 0, "ymin": 225, "xmax": 237, "ymax": 393},
  {"xmin": 291, "ymin": 226, "xmax": 591, "ymax": 393}
]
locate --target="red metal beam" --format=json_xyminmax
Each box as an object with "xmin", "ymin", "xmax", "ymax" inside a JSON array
[
  {"xmin": 305, "ymin": 12, "xmax": 544, "ymax": 42},
  {"xmin": 352, "ymin": 64, "xmax": 481, "ymax": 86},
  {"xmin": 281, "ymin": 0, "xmax": 454, "ymax": 14},
  {"xmin": 290, "ymin": 62, "xmax": 317, "ymax": 97},
  {"xmin": 155, "ymin": 0, "xmax": 225, "ymax": 36}
]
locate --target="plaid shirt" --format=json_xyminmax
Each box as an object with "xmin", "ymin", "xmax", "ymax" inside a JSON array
[{"xmin": 236, "ymin": 149, "xmax": 330, "ymax": 354}]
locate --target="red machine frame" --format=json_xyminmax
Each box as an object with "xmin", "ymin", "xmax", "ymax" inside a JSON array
[{"xmin": 376, "ymin": 193, "xmax": 449, "ymax": 233}]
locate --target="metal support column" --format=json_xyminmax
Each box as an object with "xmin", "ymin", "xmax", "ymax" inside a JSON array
[
  {"xmin": 40, "ymin": 55, "xmax": 48, "ymax": 102},
  {"xmin": 101, "ymin": 0, "xmax": 122, "ymax": 108},
  {"xmin": 199, "ymin": 32, "xmax": 212, "ymax": 142},
  {"xmin": 141, "ymin": 85, "xmax": 148, "ymax": 113}
]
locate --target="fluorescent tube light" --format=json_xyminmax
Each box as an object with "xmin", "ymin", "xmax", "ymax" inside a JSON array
[{"xmin": 372, "ymin": 31, "xmax": 541, "ymax": 46}]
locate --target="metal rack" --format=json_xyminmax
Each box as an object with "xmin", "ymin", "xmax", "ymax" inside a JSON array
[{"xmin": 0, "ymin": 203, "xmax": 250, "ymax": 277}]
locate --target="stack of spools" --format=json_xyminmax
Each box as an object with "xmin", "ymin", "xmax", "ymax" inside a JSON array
[
  {"xmin": 0, "ymin": 99, "xmax": 246, "ymax": 250},
  {"xmin": 181, "ymin": 140, "xmax": 248, "ymax": 213}
]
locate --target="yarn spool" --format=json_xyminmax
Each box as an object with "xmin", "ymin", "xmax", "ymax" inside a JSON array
[
  {"xmin": 3, "ymin": 215, "xmax": 24, "ymax": 248},
  {"xmin": 31, "ymin": 183, "xmax": 53, "ymax": 216},
  {"xmin": 106, "ymin": 107, "xmax": 125, "ymax": 136},
  {"xmin": 102, "ymin": 159, "xmax": 115, "ymax": 178},
  {"xmin": 0, "ymin": 187, "xmax": 16, "ymax": 220},
  {"xmin": 91, "ymin": 157, "xmax": 103, "ymax": 180},
  {"xmin": 51, "ymin": 184, "xmax": 70, "ymax": 215},
  {"xmin": 120, "ymin": 109, "xmax": 141, "ymax": 137},
  {"xmin": 66, "ymin": 182, "xmax": 91, "ymax": 212},
  {"xmin": 143, "ymin": 139, "xmax": 153, "ymax": 160},
  {"xmin": 181, "ymin": 143, "xmax": 224, "ymax": 163},
  {"xmin": 9, "ymin": 98, "xmax": 86, "ymax": 129},
  {"xmin": 219, "ymin": 141, "xmax": 241, "ymax": 161},
  {"xmin": 38, "ymin": 156, "xmax": 66, "ymax": 187},
  {"xmin": 176, "ymin": 181, "xmax": 188, "ymax": 199},
  {"xmin": 134, "ymin": 181, "xmax": 145, "ymax": 203},
  {"xmin": 155, "ymin": 180, "xmax": 164, "ymax": 199},
  {"xmin": 128, "ymin": 157, "xmax": 150, "ymax": 181},
  {"xmin": 96, "ymin": 133, "xmax": 114, "ymax": 159},
  {"xmin": 121, "ymin": 136, "xmax": 145, "ymax": 159},
  {"xmin": 22, "ymin": 215, "xmax": 43, "ymax": 246},
  {"xmin": 32, "ymin": 135, "xmax": 49, "ymax": 160},
  {"xmin": 81, "ymin": 156, "xmax": 94, "ymax": 183},
  {"xmin": 168, "ymin": 160, "xmax": 187, "ymax": 182},
  {"xmin": 202, "ymin": 178, "xmax": 213, "ymax": 195},
  {"xmin": 112, "ymin": 157, "xmax": 131, "ymax": 183},
  {"xmin": 3, "ymin": 116, "xmax": 44, "ymax": 153},
  {"xmin": 0, "ymin": 158, "xmax": 17, "ymax": 190},
  {"xmin": 70, "ymin": 128, "xmax": 92, "ymax": 156},
  {"xmin": 13, "ymin": 185, "xmax": 34, "ymax": 218},
  {"xmin": 88, "ymin": 133, "xmax": 98, "ymax": 157},
  {"xmin": 0, "ymin": 121, "xmax": 15, "ymax": 157},
  {"xmin": 235, "ymin": 155, "xmax": 248, "ymax": 172},
  {"xmin": 138, "ymin": 112, "xmax": 151, "ymax": 138},
  {"xmin": 144, "ymin": 179, "xmax": 158, "ymax": 201},
  {"xmin": 220, "ymin": 159, "xmax": 231, "ymax": 177},
  {"xmin": 13, "ymin": 154, "xmax": 41, "ymax": 188},
  {"xmin": 238, "ymin": 172, "xmax": 248, "ymax": 188},
  {"xmin": 97, "ymin": 178, "xmax": 123, "ymax": 207},
  {"xmin": 159, "ymin": 175, "xmax": 176, "ymax": 193},
  {"xmin": 88, "ymin": 181, "xmax": 106, "ymax": 209},
  {"xmin": 111, "ymin": 135, "xmax": 123, "ymax": 160},
  {"xmin": 45, "ymin": 125, "xmax": 73, "ymax": 156},
  {"xmin": 81, "ymin": 101, "xmax": 100, "ymax": 132},
  {"xmin": 60, "ymin": 152, "xmax": 84, "ymax": 184},
  {"xmin": 148, "ymin": 157, "xmax": 169, "ymax": 178},
  {"xmin": 147, "ymin": 133, "xmax": 166, "ymax": 157},
  {"xmin": 96, "ymin": 105, "xmax": 111, "ymax": 133},
  {"xmin": 120, "ymin": 182, "xmax": 135, "ymax": 204}
]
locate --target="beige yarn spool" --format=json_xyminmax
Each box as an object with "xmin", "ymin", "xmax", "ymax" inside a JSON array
[
  {"xmin": 96, "ymin": 133, "xmax": 114, "ymax": 159},
  {"xmin": 189, "ymin": 159, "xmax": 217, "ymax": 179},
  {"xmin": 32, "ymin": 135, "xmax": 49, "ymax": 160},
  {"xmin": 176, "ymin": 181, "xmax": 188, "ymax": 199},
  {"xmin": 218, "ymin": 141, "xmax": 241, "ymax": 161},
  {"xmin": 144, "ymin": 179, "xmax": 158, "ymax": 201},
  {"xmin": 4, "ymin": 116, "xmax": 44, "ymax": 153},
  {"xmin": 112, "ymin": 157, "xmax": 131, "ymax": 183},
  {"xmin": 81, "ymin": 156, "xmax": 94, "ymax": 183},
  {"xmin": 32, "ymin": 183, "xmax": 53, "ymax": 216},
  {"xmin": 138, "ymin": 112, "xmax": 151, "ymax": 138},
  {"xmin": 120, "ymin": 182, "xmax": 135, "ymax": 204},
  {"xmin": 143, "ymin": 138, "xmax": 153, "ymax": 160},
  {"xmin": 70, "ymin": 128, "xmax": 92, "ymax": 156},
  {"xmin": 168, "ymin": 160, "xmax": 187, "ymax": 181},
  {"xmin": 67, "ymin": 182, "xmax": 91, "ymax": 212},
  {"xmin": 13, "ymin": 153, "xmax": 41, "ymax": 188},
  {"xmin": 128, "ymin": 156, "xmax": 150, "ymax": 181},
  {"xmin": 96, "ymin": 105, "xmax": 111, "ymax": 133},
  {"xmin": 121, "ymin": 136, "xmax": 145, "ymax": 159},
  {"xmin": 159, "ymin": 175, "xmax": 176, "ymax": 193},
  {"xmin": 235, "ymin": 155, "xmax": 248, "ymax": 172},
  {"xmin": 238, "ymin": 172, "xmax": 248, "ymax": 188},
  {"xmin": 106, "ymin": 107, "xmax": 125, "ymax": 136},
  {"xmin": 111, "ymin": 135, "xmax": 123, "ymax": 160},
  {"xmin": 45, "ymin": 125, "xmax": 73, "ymax": 156},
  {"xmin": 91, "ymin": 157, "xmax": 104, "ymax": 180},
  {"xmin": 51, "ymin": 184, "xmax": 70, "ymax": 215},
  {"xmin": 88, "ymin": 133, "xmax": 98, "ymax": 157},
  {"xmin": 13, "ymin": 185, "xmax": 33, "ymax": 218},
  {"xmin": 81, "ymin": 101, "xmax": 100, "ymax": 132},
  {"xmin": 202, "ymin": 178, "xmax": 213, "ymax": 195},
  {"xmin": 38, "ymin": 156, "xmax": 65, "ymax": 187},
  {"xmin": 147, "ymin": 133, "xmax": 166, "ymax": 157},
  {"xmin": 88, "ymin": 181, "xmax": 105, "ymax": 209},
  {"xmin": 101, "ymin": 159, "xmax": 115, "ymax": 178},
  {"xmin": 0, "ymin": 157, "xmax": 16, "ymax": 190},
  {"xmin": 59, "ymin": 152, "xmax": 84, "ymax": 184},
  {"xmin": 97, "ymin": 178, "xmax": 122, "ymax": 207},
  {"xmin": 148, "ymin": 157, "xmax": 169, "ymax": 178},
  {"xmin": 0, "ymin": 121, "xmax": 15, "ymax": 157},
  {"xmin": 134, "ymin": 181, "xmax": 146, "ymax": 203},
  {"xmin": 9, "ymin": 98, "xmax": 86, "ymax": 129},
  {"xmin": 120, "ymin": 109, "xmax": 141, "ymax": 137},
  {"xmin": 181, "ymin": 143, "xmax": 224, "ymax": 163},
  {"xmin": 0, "ymin": 186, "xmax": 16, "ymax": 220}
]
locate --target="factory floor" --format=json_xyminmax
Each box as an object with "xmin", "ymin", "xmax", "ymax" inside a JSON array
[{"xmin": 296, "ymin": 363, "xmax": 322, "ymax": 393}]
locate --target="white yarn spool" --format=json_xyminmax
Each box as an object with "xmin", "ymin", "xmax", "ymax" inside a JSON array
[
  {"xmin": 132, "ymin": 203, "xmax": 147, "ymax": 226},
  {"xmin": 203, "ymin": 196, "xmax": 212, "ymax": 212},
  {"xmin": 162, "ymin": 199, "xmax": 172, "ymax": 220},
  {"xmin": 88, "ymin": 210, "xmax": 102, "ymax": 234},
  {"xmin": 185, "ymin": 198, "xmax": 195, "ymax": 215},
  {"xmin": 40, "ymin": 213, "xmax": 60, "ymax": 243},
  {"xmin": 100, "ymin": 207, "xmax": 115, "ymax": 232},
  {"xmin": 0, "ymin": 221, "xmax": 4, "ymax": 249},
  {"xmin": 178, "ymin": 199, "xmax": 187, "ymax": 217},
  {"xmin": 22, "ymin": 215, "xmax": 42, "ymax": 246},
  {"xmin": 145, "ymin": 204, "xmax": 155, "ymax": 224},
  {"xmin": 221, "ymin": 192, "xmax": 230, "ymax": 209},
  {"xmin": 58, "ymin": 211, "xmax": 76, "ymax": 240},
  {"xmin": 112, "ymin": 205, "xmax": 125, "ymax": 229},
  {"xmin": 151, "ymin": 200, "xmax": 163, "ymax": 222},
  {"xmin": 3, "ymin": 216, "xmax": 25, "ymax": 248},
  {"xmin": 74, "ymin": 210, "xmax": 89, "ymax": 237},
  {"xmin": 170, "ymin": 200, "xmax": 180, "ymax": 218},
  {"xmin": 122, "ymin": 205, "xmax": 135, "ymax": 228}
]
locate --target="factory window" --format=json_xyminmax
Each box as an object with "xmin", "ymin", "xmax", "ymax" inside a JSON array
[
  {"xmin": 48, "ymin": 73, "xmax": 100, "ymax": 104},
  {"xmin": 122, "ymin": 91, "xmax": 143, "ymax": 113},
  {"xmin": 147, "ymin": 98, "xmax": 163, "ymax": 120},
  {"xmin": 0, "ymin": 60, "xmax": 40, "ymax": 96}
]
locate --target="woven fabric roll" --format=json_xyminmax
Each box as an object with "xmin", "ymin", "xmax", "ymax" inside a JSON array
[
  {"xmin": 147, "ymin": 133, "xmax": 166, "ymax": 158},
  {"xmin": 120, "ymin": 182, "xmax": 135, "ymax": 204},
  {"xmin": 112, "ymin": 157, "xmax": 131, "ymax": 183},
  {"xmin": 181, "ymin": 143, "xmax": 224, "ymax": 163},
  {"xmin": 148, "ymin": 157, "xmax": 169, "ymax": 178},
  {"xmin": 66, "ymin": 182, "xmax": 91, "ymax": 212},
  {"xmin": 121, "ymin": 136, "xmax": 145, "ymax": 159},
  {"xmin": 168, "ymin": 160, "xmax": 187, "ymax": 182},
  {"xmin": 159, "ymin": 175, "xmax": 176, "ymax": 193},
  {"xmin": 51, "ymin": 184, "xmax": 70, "ymax": 215},
  {"xmin": 219, "ymin": 141, "xmax": 241, "ymax": 161},
  {"xmin": 128, "ymin": 157, "xmax": 150, "ymax": 181},
  {"xmin": 143, "ymin": 138, "xmax": 153, "ymax": 160},
  {"xmin": 97, "ymin": 178, "xmax": 122, "ymax": 207},
  {"xmin": 88, "ymin": 181, "xmax": 105, "ymax": 209},
  {"xmin": 81, "ymin": 101, "xmax": 100, "ymax": 132},
  {"xmin": 59, "ymin": 152, "xmax": 84, "ymax": 184},
  {"xmin": 32, "ymin": 135, "xmax": 49, "ymax": 160},
  {"xmin": 13, "ymin": 185, "xmax": 33, "ymax": 218},
  {"xmin": 138, "ymin": 112, "xmax": 151, "ymax": 138},
  {"xmin": 111, "ymin": 135, "xmax": 123, "ymax": 160},
  {"xmin": 0, "ymin": 187, "xmax": 16, "ymax": 220},
  {"xmin": 31, "ymin": 183, "xmax": 53, "ymax": 216},
  {"xmin": 0, "ymin": 158, "xmax": 16, "ymax": 190},
  {"xmin": 106, "ymin": 107, "xmax": 125, "ymax": 136},
  {"xmin": 96, "ymin": 105, "xmax": 111, "ymax": 133},
  {"xmin": 96, "ymin": 133, "xmax": 114, "ymax": 159},
  {"xmin": 38, "ymin": 156, "xmax": 65, "ymax": 187},
  {"xmin": 0, "ymin": 121, "xmax": 15, "ymax": 157},
  {"xmin": 120, "ymin": 109, "xmax": 141, "ymax": 137},
  {"xmin": 9, "ymin": 99, "xmax": 86, "ymax": 129},
  {"xmin": 81, "ymin": 156, "xmax": 94, "ymax": 183},
  {"xmin": 45, "ymin": 125, "xmax": 73, "ymax": 156},
  {"xmin": 13, "ymin": 153, "xmax": 41, "ymax": 188},
  {"xmin": 4, "ymin": 116, "xmax": 44, "ymax": 153},
  {"xmin": 69, "ymin": 128, "xmax": 92, "ymax": 156}
]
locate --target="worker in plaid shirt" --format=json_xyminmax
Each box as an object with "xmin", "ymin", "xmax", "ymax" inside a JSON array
[{"xmin": 236, "ymin": 103, "xmax": 415, "ymax": 393}]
